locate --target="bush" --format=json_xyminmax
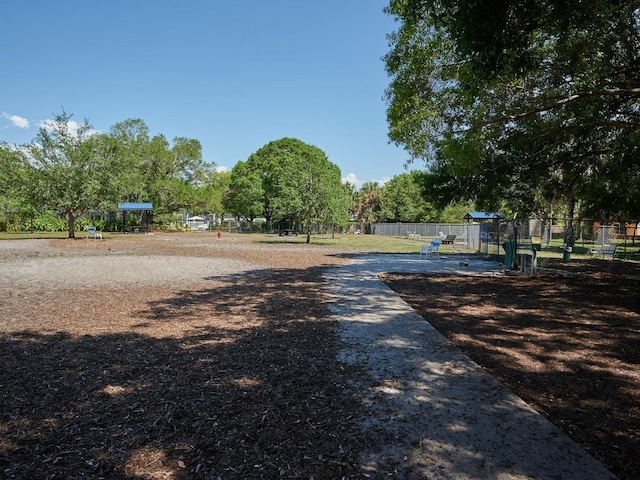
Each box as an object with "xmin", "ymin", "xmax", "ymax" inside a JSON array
[
  {"xmin": 79, "ymin": 219, "xmax": 124, "ymax": 233},
  {"xmin": 31, "ymin": 212, "xmax": 67, "ymax": 232}
]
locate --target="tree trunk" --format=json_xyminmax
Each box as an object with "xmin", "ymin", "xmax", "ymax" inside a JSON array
[{"xmin": 68, "ymin": 213, "xmax": 76, "ymax": 239}]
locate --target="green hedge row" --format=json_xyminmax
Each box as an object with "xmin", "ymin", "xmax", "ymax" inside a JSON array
[{"xmin": 0, "ymin": 213, "xmax": 125, "ymax": 233}]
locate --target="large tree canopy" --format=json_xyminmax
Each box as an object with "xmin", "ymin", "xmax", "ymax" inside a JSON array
[
  {"xmin": 384, "ymin": 0, "xmax": 640, "ymax": 220},
  {"xmin": 4, "ymin": 114, "xmax": 220, "ymax": 235},
  {"xmin": 228, "ymin": 138, "xmax": 349, "ymax": 242},
  {"xmin": 104, "ymin": 118, "xmax": 218, "ymax": 220},
  {"xmin": 379, "ymin": 171, "xmax": 437, "ymax": 222},
  {"xmin": 226, "ymin": 160, "xmax": 265, "ymax": 230},
  {"xmin": 24, "ymin": 112, "xmax": 127, "ymax": 238}
]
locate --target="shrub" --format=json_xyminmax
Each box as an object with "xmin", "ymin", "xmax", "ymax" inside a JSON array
[{"xmin": 31, "ymin": 212, "xmax": 67, "ymax": 232}]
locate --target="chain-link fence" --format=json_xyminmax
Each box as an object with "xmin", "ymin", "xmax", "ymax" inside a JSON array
[
  {"xmin": 492, "ymin": 218, "xmax": 640, "ymax": 272},
  {"xmin": 373, "ymin": 219, "xmax": 640, "ymax": 272},
  {"xmin": 372, "ymin": 222, "xmax": 473, "ymax": 241},
  {"xmin": 372, "ymin": 221, "xmax": 497, "ymax": 251}
]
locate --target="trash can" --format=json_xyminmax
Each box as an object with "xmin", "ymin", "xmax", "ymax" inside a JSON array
[
  {"xmin": 502, "ymin": 239, "xmax": 515, "ymax": 270},
  {"xmin": 563, "ymin": 246, "xmax": 572, "ymax": 262}
]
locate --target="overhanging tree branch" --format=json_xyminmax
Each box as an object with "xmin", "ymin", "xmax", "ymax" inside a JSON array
[{"xmin": 476, "ymin": 88, "xmax": 640, "ymax": 129}]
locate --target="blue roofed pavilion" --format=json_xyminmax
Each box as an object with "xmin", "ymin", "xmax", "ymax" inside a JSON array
[
  {"xmin": 118, "ymin": 203, "xmax": 153, "ymax": 232},
  {"xmin": 464, "ymin": 211, "xmax": 504, "ymax": 221},
  {"xmin": 118, "ymin": 202, "xmax": 153, "ymax": 211}
]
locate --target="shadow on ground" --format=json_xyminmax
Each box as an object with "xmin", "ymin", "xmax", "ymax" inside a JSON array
[
  {"xmin": 383, "ymin": 269, "xmax": 639, "ymax": 480},
  {"xmin": 0, "ymin": 266, "xmax": 365, "ymax": 479}
]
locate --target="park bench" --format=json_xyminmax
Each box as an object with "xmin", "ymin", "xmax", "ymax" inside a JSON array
[
  {"xmin": 590, "ymin": 244, "xmax": 616, "ymax": 259},
  {"xmin": 441, "ymin": 234, "xmax": 457, "ymax": 244},
  {"xmin": 86, "ymin": 226, "xmax": 102, "ymax": 239},
  {"xmin": 279, "ymin": 229, "xmax": 297, "ymax": 236}
]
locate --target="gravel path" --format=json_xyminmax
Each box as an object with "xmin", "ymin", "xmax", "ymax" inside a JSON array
[
  {"xmin": 325, "ymin": 254, "xmax": 617, "ymax": 479},
  {"xmin": 1, "ymin": 251, "xmax": 255, "ymax": 290},
  {"xmin": 0, "ymin": 238, "xmax": 282, "ymax": 291}
]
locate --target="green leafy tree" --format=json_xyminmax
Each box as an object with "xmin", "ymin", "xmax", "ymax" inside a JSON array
[
  {"xmin": 244, "ymin": 138, "xmax": 295, "ymax": 227},
  {"xmin": 580, "ymin": 131, "xmax": 640, "ymax": 223},
  {"xmin": 380, "ymin": 171, "xmax": 437, "ymax": 222},
  {"xmin": 24, "ymin": 112, "xmax": 126, "ymax": 238},
  {"xmin": 102, "ymin": 118, "xmax": 152, "ymax": 203},
  {"xmin": 327, "ymin": 181, "xmax": 353, "ymax": 236},
  {"xmin": 439, "ymin": 201, "xmax": 475, "ymax": 224},
  {"xmin": 344, "ymin": 181, "xmax": 362, "ymax": 231},
  {"xmin": 105, "ymin": 119, "xmax": 217, "ymax": 223},
  {"xmin": 194, "ymin": 170, "xmax": 230, "ymax": 221},
  {"xmin": 286, "ymin": 155, "xmax": 347, "ymax": 243},
  {"xmin": 354, "ymin": 182, "xmax": 383, "ymax": 234},
  {"xmin": 172, "ymin": 137, "xmax": 212, "ymax": 185},
  {"xmin": 225, "ymin": 161, "xmax": 264, "ymax": 231},
  {"xmin": 145, "ymin": 135, "xmax": 212, "ymax": 216},
  {"xmin": 0, "ymin": 143, "xmax": 23, "ymax": 203},
  {"xmin": 384, "ymin": 0, "xmax": 640, "ymax": 223},
  {"xmin": 0, "ymin": 143, "xmax": 30, "ymax": 230},
  {"xmin": 240, "ymin": 138, "xmax": 348, "ymax": 242},
  {"xmin": 0, "ymin": 143, "xmax": 15, "ymax": 196}
]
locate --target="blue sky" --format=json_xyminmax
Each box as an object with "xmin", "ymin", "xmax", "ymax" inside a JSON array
[{"xmin": 1, "ymin": 1, "xmax": 413, "ymax": 188}]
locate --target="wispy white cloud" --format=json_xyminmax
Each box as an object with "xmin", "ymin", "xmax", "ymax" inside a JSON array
[
  {"xmin": 377, "ymin": 177, "xmax": 390, "ymax": 187},
  {"xmin": 2, "ymin": 112, "xmax": 29, "ymax": 129},
  {"xmin": 37, "ymin": 118, "xmax": 100, "ymax": 137},
  {"xmin": 342, "ymin": 173, "xmax": 389, "ymax": 190},
  {"xmin": 216, "ymin": 165, "xmax": 229, "ymax": 173},
  {"xmin": 342, "ymin": 173, "xmax": 361, "ymax": 189}
]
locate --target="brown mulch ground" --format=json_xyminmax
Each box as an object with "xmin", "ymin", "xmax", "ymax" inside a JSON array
[
  {"xmin": 0, "ymin": 234, "xmax": 366, "ymax": 479},
  {"xmin": 382, "ymin": 260, "xmax": 640, "ymax": 480},
  {"xmin": 1, "ymin": 234, "xmax": 639, "ymax": 479}
]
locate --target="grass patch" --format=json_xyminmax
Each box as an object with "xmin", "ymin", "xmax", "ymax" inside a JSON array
[
  {"xmin": 0, "ymin": 231, "xmax": 71, "ymax": 240},
  {"xmin": 0, "ymin": 229, "xmax": 474, "ymax": 255},
  {"xmin": 256, "ymin": 232, "xmax": 472, "ymax": 254}
]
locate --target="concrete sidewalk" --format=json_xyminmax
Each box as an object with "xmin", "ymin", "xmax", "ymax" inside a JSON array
[{"xmin": 324, "ymin": 254, "xmax": 617, "ymax": 479}]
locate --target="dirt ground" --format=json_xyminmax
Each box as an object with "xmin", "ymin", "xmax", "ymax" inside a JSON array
[
  {"xmin": 383, "ymin": 262, "xmax": 640, "ymax": 480},
  {"xmin": 1, "ymin": 233, "xmax": 638, "ymax": 479},
  {"xmin": 0, "ymin": 234, "xmax": 367, "ymax": 479}
]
